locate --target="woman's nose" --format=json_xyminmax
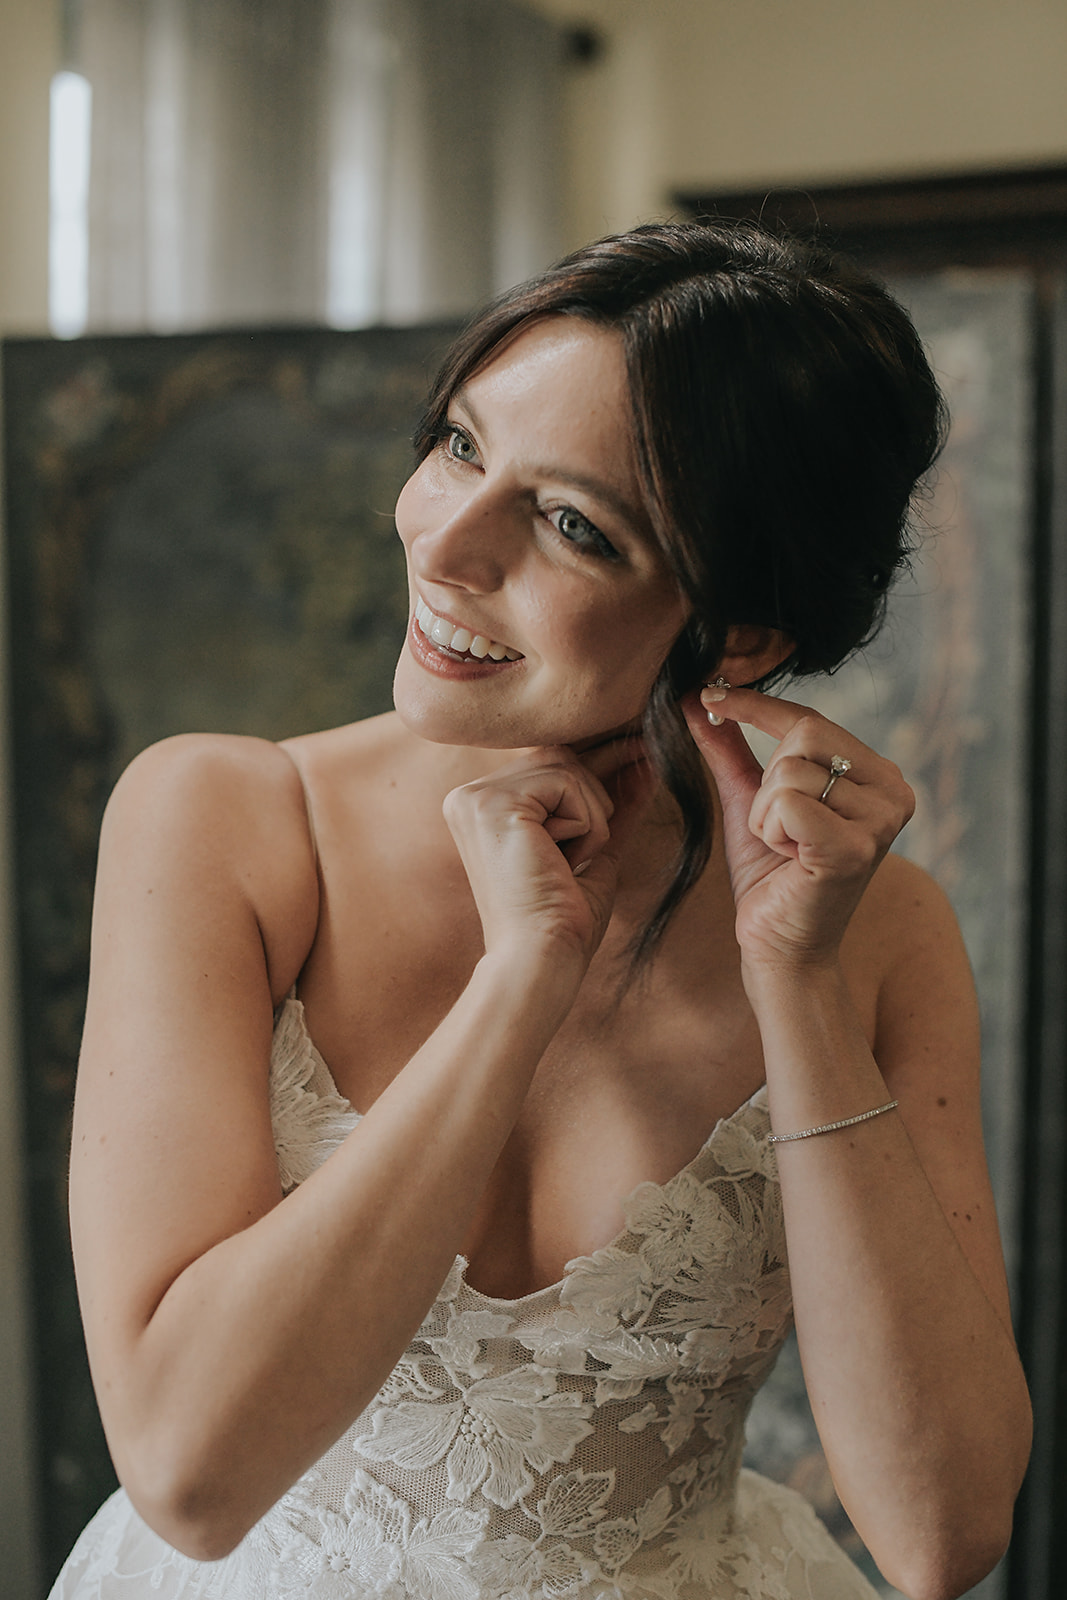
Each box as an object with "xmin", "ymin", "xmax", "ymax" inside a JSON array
[{"xmin": 410, "ymin": 482, "xmax": 513, "ymax": 596}]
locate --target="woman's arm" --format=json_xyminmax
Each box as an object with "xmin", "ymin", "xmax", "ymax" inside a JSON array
[
  {"xmin": 72, "ymin": 734, "xmax": 636, "ymax": 1560},
  {"xmin": 685, "ymin": 689, "xmax": 1031, "ymax": 1600}
]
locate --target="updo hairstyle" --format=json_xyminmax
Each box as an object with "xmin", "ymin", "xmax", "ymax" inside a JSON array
[{"xmin": 414, "ymin": 220, "xmax": 947, "ymax": 959}]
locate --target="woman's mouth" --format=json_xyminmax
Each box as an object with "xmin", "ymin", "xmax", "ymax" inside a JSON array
[{"xmin": 414, "ymin": 598, "xmax": 523, "ymax": 663}]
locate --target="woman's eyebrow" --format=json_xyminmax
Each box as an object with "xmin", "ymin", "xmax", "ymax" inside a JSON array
[
  {"xmin": 531, "ymin": 465, "xmax": 645, "ymax": 534},
  {"xmin": 450, "ymin": 388, "xmax": 646, "ymax": 535}
]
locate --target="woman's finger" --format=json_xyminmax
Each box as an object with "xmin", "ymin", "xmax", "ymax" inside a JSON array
[
  {"xmin": 700, "ymin": 685, "xmax": 913, "ymax": 819},
  {"xmin": 696, "ymin": 685, "xmax": 847, "ymax": 750},
  {"xmin": 540, "ymin": 736, "xmax": 647, "ymax": 870},
  {"xmin": 446, "ymin": 754, "xmax": 599, "ymax": 850},
  {"xmin": 556, "ymin": 804, "xmax": 612, "ymax": 869},
  {"xmin": 442, "ymin": 747, "xmax": 627, "ymax": 958},
  {"xmin": 588, "ymin": 749, "xmax": 657, "ymax": 856},
  {"xmin": 681, "ymin": 692, "xmax": 770, "ymax": 886},
  {"xmin": 755, "ymin": 786, "xmax": 883, "ymax": 875},
  {"xmin": 517, "ymin": 745, "xmax": 615, "ymax": 821},
  {"xmin": 699, "ymin": 687, "xmax": 875, "ymax": 772},
  {"xmin": 543, "ymin": 811, "xmax": 591, "ymax": 844},
  {"xmin": 576, "ymin": 733, "xmax": 646, "ymax": 795},
  {"xmin": 526, "ymin": 752, "xmax": 616, "ymax": 869},
  {"xmin": 750, "ymin": 754, "xmax": 865, "ymax": 830},
  {"xmin": 681, "ymin": 691, "xmax": 764, "ymax": 808}
]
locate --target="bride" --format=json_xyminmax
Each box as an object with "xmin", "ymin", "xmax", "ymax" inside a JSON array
[{"xmin": 52, "ymin": 221, "xmax": 1030, "ymax": 1600}]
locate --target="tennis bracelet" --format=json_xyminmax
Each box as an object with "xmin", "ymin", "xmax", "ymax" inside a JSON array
[{"xmin": 767, "ymin": 1099, "xmax": 899, "ymax": 1145}]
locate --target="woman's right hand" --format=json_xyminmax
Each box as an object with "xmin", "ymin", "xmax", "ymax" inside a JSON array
[{"xmin": 442, "ymin": 737, "xmax": 650, "ymax": 969}]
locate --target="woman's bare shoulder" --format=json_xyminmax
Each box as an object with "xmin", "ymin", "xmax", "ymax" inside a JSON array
[
  {"xmin": 848, "ymin": 850, "xmax": 966, "ymax": 974},
  {"xmin": 107, "ymin": 715, "xmax": 429, "ymax": 944},
  {"xmin": 841, "ymin": 852, "xmax": 977, "ymax": 1068},
  {"xmin": 111, "ymin": 714, "xmax": 413, "ymax": 824},
  {"xmin": 115, "ymin": 727, "xmax": 306, "ymax": 793},
  {"xmin": 845, "ymin": 851, "xmax": 981, "ymax": 1097},
  {"xmin": 108, "ymin": 730, "xmax": 317, "ymax": 860},
  {"xmin": 101, "ymin": 730, "xmax": 334, "ymax": 997}
]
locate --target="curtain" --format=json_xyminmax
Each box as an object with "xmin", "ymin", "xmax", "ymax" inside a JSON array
[{"xmin": 75, "ymin": 0, "xmax": 564, "ymax": 332}]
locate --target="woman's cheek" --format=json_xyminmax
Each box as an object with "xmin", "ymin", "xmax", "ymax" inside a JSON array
[{"xmin": 394, "ymin": 469, "xmax": 427, "ymax": 551}]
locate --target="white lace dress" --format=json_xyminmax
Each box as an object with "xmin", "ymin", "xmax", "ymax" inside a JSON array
[{"xmin": 50, "ymin": 998, "xmax": 878, "ymax": 1600}]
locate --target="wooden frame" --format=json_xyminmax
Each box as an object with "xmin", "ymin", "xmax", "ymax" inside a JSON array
[{"xmin": 677, "ymin": 163, "xmax": 1067, "ymax": 268}]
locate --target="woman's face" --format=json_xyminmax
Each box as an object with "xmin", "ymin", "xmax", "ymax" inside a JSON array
[{"xmin": 393, "ymin": 317, "xmax": 688, "ymax": 749}]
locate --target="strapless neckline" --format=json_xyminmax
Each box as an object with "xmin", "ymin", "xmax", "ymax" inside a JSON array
[
  {"xmin": 53, "ymin": 1000, "xmax": 870, "ymax": 1600},
  {"xmin": 275, "ymin": 995, "xmax": 771, "ymax": 1305}
]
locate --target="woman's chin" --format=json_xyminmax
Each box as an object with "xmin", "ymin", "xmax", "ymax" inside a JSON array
[
  {"xmin": 392, "ymin": 673, "xmax": 634, "ymax": 753},
  {"xmin": 392, "ymin": 703, "xmax": 505, "ymax": 749},
  {"xmin": 394, "ymin": 705, "xmax": 643, "ymax": 756},
  {"xmin": 568, "ymin": 719, "xmax": 645, "ymax": 755},
  {"xmin": 391, "ymin": 668, "xmax": 522, "ymax": 749}
]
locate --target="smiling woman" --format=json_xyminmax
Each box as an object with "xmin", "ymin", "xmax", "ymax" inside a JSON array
[
  {"xmin": 393, "ymin": 319, "xmax": 689, "ymax": 752},
  {"xmin": 49, "ymin": 222, "xmax": 1030, "ymax": 1600}
]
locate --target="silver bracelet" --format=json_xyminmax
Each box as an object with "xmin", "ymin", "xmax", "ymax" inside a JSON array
[{"xmin": 767, "ymin": 1099, "xmax": 899, "ymax": 1145}]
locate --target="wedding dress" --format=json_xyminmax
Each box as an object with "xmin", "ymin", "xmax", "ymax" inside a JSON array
[{"xmin": 50, "ymin": 997, "xmax": 878, "ymax": 1599}]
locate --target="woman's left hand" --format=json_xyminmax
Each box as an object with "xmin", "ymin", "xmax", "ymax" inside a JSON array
[{"xmin": 682, "ymin": 686, "xmax": 915, "ymax": 971}]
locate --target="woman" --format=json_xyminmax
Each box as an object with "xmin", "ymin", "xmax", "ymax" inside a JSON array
[{"xmin": 52, "ymin": 222, "xmax": 1030, "ymax": 1600}]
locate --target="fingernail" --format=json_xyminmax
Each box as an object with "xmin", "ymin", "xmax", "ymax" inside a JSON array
[
  {"xmin": 572, "ymin": 859, "xmax": 591, "ymax": 876},
  {"xmin": 706, "ymin": 711, "xmax": 725, "ymax": 726},
  {"xmin": 700, "ymin": 679, "xmax": 730, "ymax": 705}
]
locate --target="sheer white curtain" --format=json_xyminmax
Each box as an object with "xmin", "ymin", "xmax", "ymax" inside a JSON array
[{"xmin": 76, "ymin": 0, "xmax": 564, "ymax": 332}]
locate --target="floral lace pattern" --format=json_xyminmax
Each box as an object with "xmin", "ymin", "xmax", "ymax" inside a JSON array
[{"xmin": 49, "ymin": 999, "xmax": 878, "ymax": 1600}]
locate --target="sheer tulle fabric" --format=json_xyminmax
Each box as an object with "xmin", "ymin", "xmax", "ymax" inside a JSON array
[{"xmin": 50, "ymin": 999, "xmax": 877, "ymax": 1599}]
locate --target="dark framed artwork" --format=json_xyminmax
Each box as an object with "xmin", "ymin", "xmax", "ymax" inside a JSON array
[
  {"xmin": 1, "ymin": 322, "xmax": 455, "ymax": 1582},
  {"xmin": 741, "ymin": 270, "xmax": 1034, "ymax": 1600},
  {"xmin": 682, "ymin": 169, "xmax": 1067, "ymax": 1600}
]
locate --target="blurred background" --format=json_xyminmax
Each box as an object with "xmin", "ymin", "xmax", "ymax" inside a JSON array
[{"xmin": 2, "ymin": 3, "xmax": 1067, "ymax": 1598}]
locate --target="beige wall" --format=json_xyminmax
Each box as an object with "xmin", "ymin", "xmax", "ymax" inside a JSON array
[
  {"xmin": 534, "ymin": 0, "xmax": 1067, "ymax": 246},
  {"xmin": 0, "ymin": 0, "xmax": 55, "ymax": 1591},
  {"xmin": 0, "ymin": 0, "xmax": 54, "ymax": 332}
]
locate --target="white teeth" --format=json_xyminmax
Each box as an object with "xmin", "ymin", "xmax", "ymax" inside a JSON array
[{"xmin": 415, "ymin": 599, "xmax": 520, "ymax": 661}]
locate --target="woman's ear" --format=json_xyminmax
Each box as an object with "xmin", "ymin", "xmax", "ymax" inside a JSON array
[{"xmin": 713, "ymin": 624, "xmax": 794, "ymax": 687}]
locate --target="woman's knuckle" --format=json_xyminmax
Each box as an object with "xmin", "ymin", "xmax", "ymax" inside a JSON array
[
  {"xmin": 850, "ymin": 834, "xmax": 879, "ymax": 872},
  {"xmin": 441, "ymin": 787, "xmax": 464, "ymax": 823},
  {"xmin": 874, "ymin": 758, "xmax": 913, "ymax": 807},
  {"xmin": 794, "ymin": 713, "xmax": 826, "ymax": 743},
  {"xmin": 764, "ymin": 758, "xmax": 796, "ymax": 790},
  {"xmin": 869, "ymin": 787, "xmax": 910, "ymax": 836}
]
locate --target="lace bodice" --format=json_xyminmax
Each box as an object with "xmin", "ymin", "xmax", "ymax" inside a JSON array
[{"xmin": 51, "ymin": 998, "xmax": 878, "ymax": 1600}]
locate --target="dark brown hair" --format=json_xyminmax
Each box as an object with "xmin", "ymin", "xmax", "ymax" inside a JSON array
[{"xmin": 415, "ymin": 220, "xmax": 947, "ymax": 959}]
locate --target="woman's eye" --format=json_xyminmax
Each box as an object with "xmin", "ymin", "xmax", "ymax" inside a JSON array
[
  {"xmin": 445, "ymin": 426, "xmax": 480, "ymax": 465},
  {"xmin": 552, "ymin": 506, "xmax": 620, "ymax": 562}
]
